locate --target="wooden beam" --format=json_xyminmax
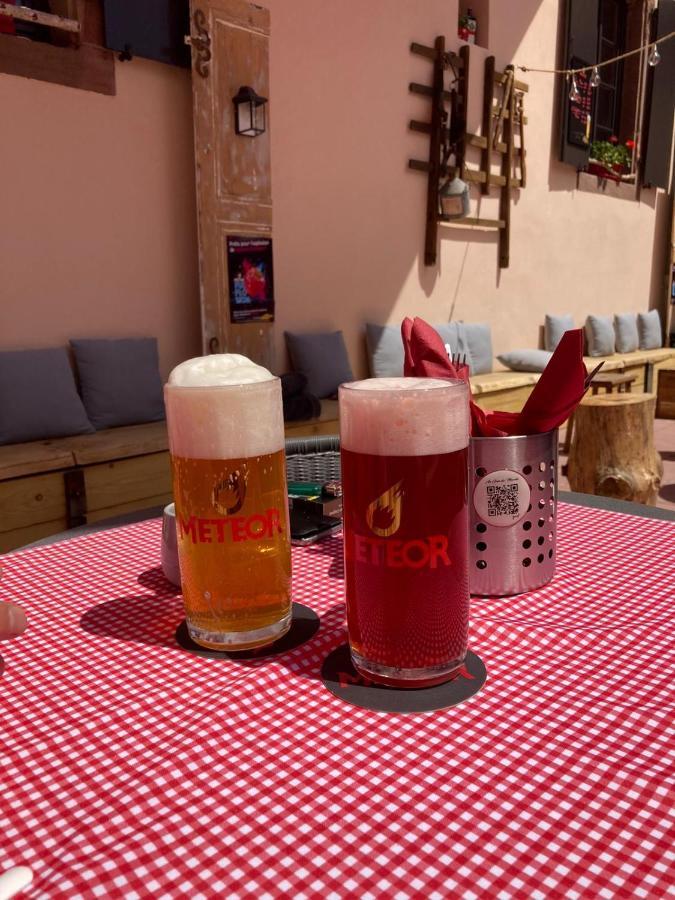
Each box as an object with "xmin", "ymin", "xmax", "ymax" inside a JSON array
[
  {"xmin": 423, "ymin": 35, "xmax": 446, "ymax": 267},
  {"xmin": 409, "ymin": 120, "xmax": 432, "ymax": 134},
  {"xmin": 494, "ymin": 70, "xmax": 529, "ymax": 92},
  {"xmin": 499, "ymin": 66, "xmax": 515, "ymax": 268},
  {"xmin": 0, "ymin": 33, "xmax": 115, "ymax": 94},
  {"xmin": 481, "ymin": 55, "xmax": 496, "ymax": 195},
  {"xmin": 0, "ymin": 2, "xmax": 80, "ymax": 32},
  {"xmin": 457, "ymin": 44, "xmax": 470, "ymax": 179},
  {"xmin": 409, "ymin": 82, "xmax": 453, "ymax": 101},
  {"xmin": 439, "ymin": 217, "xmax": 505, "ymax": 229},
  {"xmin": 492, "ymin": 103, "xmax": 528, "ymax": 124},
  {"xmin": 410, "ymin": 42, "xmax": 463, "ymax": 67}
]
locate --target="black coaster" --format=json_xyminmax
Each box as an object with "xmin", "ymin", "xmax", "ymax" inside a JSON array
[
  {"xmin": 174, "ymin": 602, "xmax": 320, "ymax": 660},
  {"xmin": 321, "ymin": 645, "xmax": 487, "ymax": 714}
]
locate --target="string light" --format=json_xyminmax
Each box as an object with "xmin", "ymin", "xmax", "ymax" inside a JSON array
[
  {"xmin": 518, "ymin": 28, "xmax": 674, "ymax": 76},
  {"xmin": 590, "ymin": 66, "xmax": 601, "ymax": 88},
  {"xmin": 568, "ymin": 75, "xmax": 580, "ymax": 102}
]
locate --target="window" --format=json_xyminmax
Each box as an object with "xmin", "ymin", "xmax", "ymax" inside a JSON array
[
  {"xmin": 594, "ymin": 0, "xmax": 626, "ymax": 143},
  {"xmin": 558, "ymin": 0, "xmax": 674, "ymax": 187}
]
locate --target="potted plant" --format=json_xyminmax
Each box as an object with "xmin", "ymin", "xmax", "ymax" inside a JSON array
[{"xmin": 587, "ymin": 136, "xmax": 635, "ymax": 182}]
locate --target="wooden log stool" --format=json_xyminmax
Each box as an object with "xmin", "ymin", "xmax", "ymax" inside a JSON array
[
  {"xmin": 563, "ymin": 371, "xmax": 637, "ymax": 455},
  {"xmin": 567, "ymin": 393, "xmax": 663, "ymax": 505}
]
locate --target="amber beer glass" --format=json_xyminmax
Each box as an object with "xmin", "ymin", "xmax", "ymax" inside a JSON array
[
  {"xmin": 339, "ymin": 378, "xmax": 470, "ymax": 687},
  {"xmin": 165, "ymin": 355, "xmax": 291, "ymax": 651}
]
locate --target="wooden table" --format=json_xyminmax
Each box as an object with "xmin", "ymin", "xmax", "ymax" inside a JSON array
[
  {"xmin": 1, "ymin": 498, "xmax": 674, "ymax": 898},
  {"xmin": 589, "ymin": 371, "xmax": 637, "ymax": 395}
]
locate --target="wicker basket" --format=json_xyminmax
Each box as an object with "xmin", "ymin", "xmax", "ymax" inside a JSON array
[{"xmin": 285, "ymin": 435, "xmax": 341, "ymax": 483}]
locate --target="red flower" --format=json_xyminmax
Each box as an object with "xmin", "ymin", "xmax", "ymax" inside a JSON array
[
  {"xmin": 626, "ymin": 139, "xmax": 636, "ymax": 150},
  {"xmin": 609, "ymin": 135, "xmax": 618, "ymax": 144}
]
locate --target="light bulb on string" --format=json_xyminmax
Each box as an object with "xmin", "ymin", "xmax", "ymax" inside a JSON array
[
  {"xmin": 590, "ymin": 66, "xmax": 601, "ymax": 87},
  {"xmin": 569, "ymin": 74, "xmax": 580, "ymax": 102},
  {"xmin": 648, "ymin": 44, "xmax": 661, "ymax": 66}
]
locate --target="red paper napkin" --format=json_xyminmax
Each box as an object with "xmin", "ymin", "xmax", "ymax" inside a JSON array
[{"xmin": 401, "ymin": 318, "xmax": 591, "ymax": 437}]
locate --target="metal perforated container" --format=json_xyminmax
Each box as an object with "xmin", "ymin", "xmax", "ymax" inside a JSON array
[{"xmin": 469, "ymin": 430, "xmax": 558, "ymax": 597}]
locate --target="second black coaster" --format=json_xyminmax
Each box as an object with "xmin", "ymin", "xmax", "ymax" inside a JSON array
[
  {"xmin": 175, "ymin": 602, "xmax": 320, "ymax": 660},
  {"xmin": 321, "ymin": 644, "xmax": 487, "ymax": 714}
]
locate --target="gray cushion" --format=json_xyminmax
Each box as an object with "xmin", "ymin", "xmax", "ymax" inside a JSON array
[
  {"xmin": 497, "ymin": 349, "xmax": 553, "ymax": 373},
  {"xmin": 365, "ymin": 324, "xmax": 405, "ymax": 378},
  {"xmin": 285, "ymin": 331, "xmax": 354, "ymax": 398},
  {"xmin": 435, "ymin": 322, "xmax": 462, "ymax": 359},
  {"xmin": 364, "ymin": 322, "xmax": 491, "ymax": 376},
  {"xmin": 70, "ymin": 338, "xmax": 165, "ymax": 430},
  {"xmin": 458, "ymin": 322, "xmax": 492, "ymax": 375},
  {"xmin": 365, "ymin": 322, "xmax": 465, "ymax": 377},
  {"xmin": 0, "ymin": 348, "xmax": 94, "ymax": 445},
  {"xmin": 637, "ymin": 310, "xmax": 662, "ymax": 350},
  {"xmin": 544, "ymin": 314, "xmax": 575, "ymax": 351},
  {"xmin": 585, "ymin": 315, "xmax": 616, "ymax": 357},
  {"xmin": 614, "ymin": 313, "xmax": 639, "ymax": 353}
]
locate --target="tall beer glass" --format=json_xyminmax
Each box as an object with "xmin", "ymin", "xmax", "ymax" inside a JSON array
[
  {"xmin": 165, "ymin": 354, "xmax": 291, "ymax": 651},
  {"xmin": 339, "ymin": 377, "xmax": 470, "ymax": 687}
]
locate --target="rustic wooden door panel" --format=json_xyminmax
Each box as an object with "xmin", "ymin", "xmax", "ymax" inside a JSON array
[{"xmin": 189, "ymin": 0, "xmax": 273, "ymax": 368}]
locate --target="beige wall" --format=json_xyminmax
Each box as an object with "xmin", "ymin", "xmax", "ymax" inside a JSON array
[
  {"xmin": 0, "ymin": 58, "xmax": 201, "ymax": 379},
  {"xmin": 266, "ymin": 0, "xmax": 667, "ymax": 376},
  {"xmin": 0, "ymin": 0, "xmax": 667, "ymax": 381}
]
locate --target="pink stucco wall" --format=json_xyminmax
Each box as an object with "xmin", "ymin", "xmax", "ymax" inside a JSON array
[
  {"xmin": 266, "ymin": 0, "xmax": 668, "ymax": 376},
  {"xmin": 0, "ymin": 0, "xmax": 667, "ymax": 379},
  {"xmin": 0, "ymin": 59, "xmax": 201, "ymax": 379}
]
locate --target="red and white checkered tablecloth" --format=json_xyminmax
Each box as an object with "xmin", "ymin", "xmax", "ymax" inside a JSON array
[{"xmin": 1, "ymin": 501, "xmax": 674, "ymax": 899}]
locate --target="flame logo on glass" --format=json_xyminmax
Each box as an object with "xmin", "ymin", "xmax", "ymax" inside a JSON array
[
  {"xmin": 212, "ymin": 467, "xmax": 248, "ymax": 515},
  {"xmin": 366, "ymin": 481, "xmax": 403, "ymax": 537}
]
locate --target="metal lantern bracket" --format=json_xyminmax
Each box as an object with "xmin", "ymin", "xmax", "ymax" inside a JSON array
[
  {"xmin": 232, "ymin": 85, "xmax": 268, "ymax": 137},
  {"xmin": 408, "ymin": 40, "xmax": 528, "ymax": 269}
]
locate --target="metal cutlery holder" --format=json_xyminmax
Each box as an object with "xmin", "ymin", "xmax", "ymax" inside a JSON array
[{"xmin": 469, "ymin": 429, "xmax": 558, "ymax": 596}]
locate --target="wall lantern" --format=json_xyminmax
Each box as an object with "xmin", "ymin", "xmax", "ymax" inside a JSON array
[
  {"xmin": 439, "ymin": 175, "xmax": 470, "ymax": 219},
  {"xmin": 232, "ymin": 85, "xmax": 268, "ymax": 137}
]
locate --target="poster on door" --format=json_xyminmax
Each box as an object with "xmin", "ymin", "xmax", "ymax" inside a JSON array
[{"xmin": 227, "ymin": 236, "xmax": 275, "ymax": 324}]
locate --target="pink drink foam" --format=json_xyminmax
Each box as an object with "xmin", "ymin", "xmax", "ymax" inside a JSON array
[{"xmin": 339, "ymin": 377, "xmax": 469, "ymax": 457}]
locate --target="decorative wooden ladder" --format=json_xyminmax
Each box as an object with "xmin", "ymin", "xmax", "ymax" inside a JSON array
[{"xmin": 408, "ymin": 40, "xmax": 528, "ymax": 269}]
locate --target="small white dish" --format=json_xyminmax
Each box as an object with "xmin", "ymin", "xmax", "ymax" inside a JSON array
[{"xmin": 161, "ymin": 503, "xmax": 181, "ymax": 587}]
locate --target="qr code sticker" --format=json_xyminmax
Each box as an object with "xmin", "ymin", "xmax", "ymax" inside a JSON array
[{"xmin": 487, "ymin": 482, "xmax": 519, "ymax": 517}]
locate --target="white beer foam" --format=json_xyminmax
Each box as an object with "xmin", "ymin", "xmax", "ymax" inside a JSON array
[
  {"xmin": 168, "ymin": 353, "xmax": 274, "ymax": 387},
  {"xmin": 340, "ymin": 377, "xmax": 469, "ymax": 456},
  {"xmin": 165, "ymin": 354, "xmax": 283, "ymax": 459}
]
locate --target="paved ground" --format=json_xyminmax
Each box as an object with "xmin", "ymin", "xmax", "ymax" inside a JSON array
[{"xmin": 558, "ymin": 416, "xmax": 675, "ymax": 512}]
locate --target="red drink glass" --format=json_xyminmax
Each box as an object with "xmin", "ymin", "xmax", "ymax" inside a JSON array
[{"xmin": 339, "ymin": 377, "xmax": 470, "ymax": 688}]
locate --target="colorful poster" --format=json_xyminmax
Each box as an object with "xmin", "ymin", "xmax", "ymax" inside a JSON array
[{"xmin": 227, "ymin": 236, "xmax": 275, "ymax": 324}]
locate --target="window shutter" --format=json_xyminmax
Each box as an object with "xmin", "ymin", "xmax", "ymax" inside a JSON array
[
  {"xmin": 643, "ymin": 0, "xmax": 675, "ymax": 189},
  {"xmin": 559, "ymin": 0, "xmax": 599, "ymax": 168}
]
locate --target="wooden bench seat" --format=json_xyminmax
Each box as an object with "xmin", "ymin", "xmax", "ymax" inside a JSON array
[{"xmin": 0, "ymin": 422, "xmax": 174, "ymax": 552}]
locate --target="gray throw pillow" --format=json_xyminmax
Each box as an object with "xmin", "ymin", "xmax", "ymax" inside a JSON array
[
  {"xmin": 365, "ymin": 324, "xmax": 405, "ymax": 378},
  {"xmin": 458, "ymin": 322, "xmax": 493, "ymax": 375},
  {"xmin": 0, "ymin": 348, "xmax": 94, "ymax": 445},
  {"xmin": 585, "ymin": 315, "xmax": 616, "ymax": 357},
  {"xmin": 637, "ymin": 310, "xmax": 662, "ymax": 350},
  {"xmin": 70, "ymin": 338, "xmax": 165, "ymax": 430},
  {"xmin": 285, "ymin": 331, "xmax": 354, "ymax": 398},
  {"xmin": 614, "ymin": 313, "xmax": 639, "ymax": 353},
  {"xmin": 365, "ymin": 322, "xmax": 464, "ymax": 377},
  {"xmin": 544, "ymin": 314, "xmax": 575, "ymax": 351},
  {"xmin": 435, "ymin": 322, "xmax": 462, "ymax": 359},
  {"xmin": 497, "ymin": 349, "xmax": 553, "ymax": 373}
]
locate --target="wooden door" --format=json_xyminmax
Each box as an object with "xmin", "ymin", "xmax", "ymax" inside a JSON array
[{"xmin": 187, "ymin": 0, "xmax": 273, "ymax": 368}]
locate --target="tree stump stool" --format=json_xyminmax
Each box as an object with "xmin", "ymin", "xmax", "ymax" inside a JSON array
[{"xmin": 567, "ymin": 393, "xmax": 663, "ymax": 505}]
